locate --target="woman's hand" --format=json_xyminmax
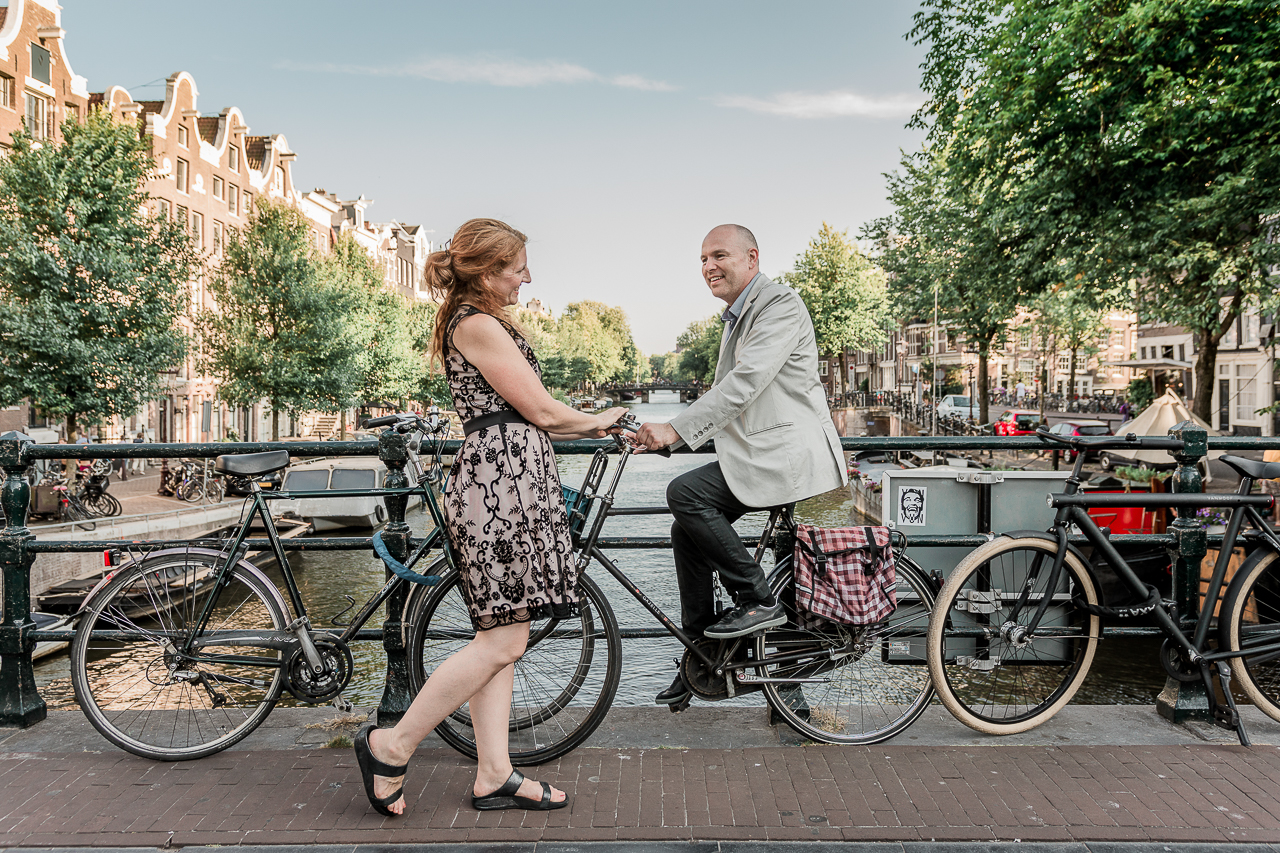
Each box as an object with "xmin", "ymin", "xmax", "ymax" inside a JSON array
[{"xmin": 584, "ymin": 407, "xmax": 629, "ymax": 439}]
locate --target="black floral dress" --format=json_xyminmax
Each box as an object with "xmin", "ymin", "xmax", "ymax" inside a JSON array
[{"xmin": 443, "ymin": 305, "xmax": 579, "ymax": 631}]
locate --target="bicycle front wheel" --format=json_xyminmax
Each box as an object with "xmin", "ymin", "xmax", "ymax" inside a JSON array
[
  {"xmin": 1221, "ymin": 546, "xmax": 1280, "ymax": 723},
  {"xmin": 71, "ymin": 552, "xmax": 288, "ymax": 760},
  {"xmin": 927, "ymin": 537, "xmax": 1100, "ymax": 734},
  {"xmin": 758, "ymin": 557, "xmax": 935, "ymax": 744},
  {"xmin": 407, "ymin": 567, "xmax": 622, "ymax": 765}
]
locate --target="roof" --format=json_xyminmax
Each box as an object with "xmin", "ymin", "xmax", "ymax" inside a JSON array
[
  {"xmin": 1106, "ymin": 358, "xmax": 1192, "ymax": 370},
  {"xmin": 245, "ymin": 136, "xmax": 267, "ymax": 169},
  {"xmin": 0, "ymin": 10, "xmax": 7, "ymax": 28},
  {"xmin": 196, "ymin": 117, "xmax": 219, "ymax": 144}
]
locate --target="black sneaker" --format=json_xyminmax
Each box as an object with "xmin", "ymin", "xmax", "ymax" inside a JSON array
[
  {"xmin": 703, "ymin": 600, "xmax": 786, "ymax": 639},
  {"xmin": 654, "ymin": 672, "xmax": 691, "ymax": 705}
]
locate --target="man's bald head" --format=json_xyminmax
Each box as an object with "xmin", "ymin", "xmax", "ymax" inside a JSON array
[
  {"xmin": 701, "ymin": 225, "xmax": 760, "ymax": 305},
  {"xmin": 706, "ymin": 224, "xmax": 758, "ymax": 254}
]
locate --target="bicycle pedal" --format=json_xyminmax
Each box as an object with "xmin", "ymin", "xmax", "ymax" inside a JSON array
[
  {"xmin": 669, "ymin": 696, "xmax": 691, "ymax": 714},
  {"xmin": 331, "ymin": 695, "xmax": 354, "ymax": 714}
]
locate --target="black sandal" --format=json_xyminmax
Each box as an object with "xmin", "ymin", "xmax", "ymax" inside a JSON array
[
  {"xmin": 354, "ymin": 723, "xmax": 408, "ymax": 816},
  {"xmin": 472, "ymin": 768, "xmax": 568, "ymax": 811}
]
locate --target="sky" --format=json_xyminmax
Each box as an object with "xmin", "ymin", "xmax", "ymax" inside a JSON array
[{"xmin": 61, "ymin": 0, "xmax": 929, "ymax": 355}]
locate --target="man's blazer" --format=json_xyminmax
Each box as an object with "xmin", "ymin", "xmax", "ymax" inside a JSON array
[{"xmin": 669, "ymin": 274, "xmax": 848, "ymax": 508}]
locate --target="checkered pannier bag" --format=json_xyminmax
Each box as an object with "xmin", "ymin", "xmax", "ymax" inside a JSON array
[{"xmin": 793, "ymin": 524, "xmax": 897, "ymax": 627}]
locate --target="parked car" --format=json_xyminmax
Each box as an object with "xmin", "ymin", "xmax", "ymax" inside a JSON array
[
  {"xmin": 1048, "ymin": 419, "xmax": 1114, "ymax": 461},
  {"xmin": 993, "ymin": 409, "xmax": 1045, "ymax": 436},
  {"xmin": 936, "ymin": 394, "xmax": 974, "ymax": 420}
]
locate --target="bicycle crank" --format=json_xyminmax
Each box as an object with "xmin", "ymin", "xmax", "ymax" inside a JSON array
[{"xmin": 283, "ymin": 636, "xmax": 354, "ymax": 702}]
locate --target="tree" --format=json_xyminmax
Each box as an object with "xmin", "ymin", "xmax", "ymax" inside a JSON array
[
  {"xmin": 910, "ymin": 0, "xmax": 1280, "ymax": 422},
  {"xmin": 198, "ymin": 199, "xmax": 363, "ymax": 440},
  {"xmin": 676, "ymin": 316, "xmax": 723, "ymax": 384},
  {"xmin": 0, "ymin": 110, "xmax": 197, "ymax": 439},
  {"xmin": 781, "ymin": 223, "xmax": 891, "ymax": 399}
]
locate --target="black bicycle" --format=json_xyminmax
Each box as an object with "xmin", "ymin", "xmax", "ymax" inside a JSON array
[{"xmin": 926, "ymin": 427, "xmax": 1280, "ymax": 744}]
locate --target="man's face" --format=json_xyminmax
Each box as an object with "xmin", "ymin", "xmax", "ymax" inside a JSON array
[
  {"xmin": 902, "ymin": 491, "xmax": 923, "ymax": 519},
  {"xmin": 701, "ymin": 227, "xmax": 758, "ymax": 305}
]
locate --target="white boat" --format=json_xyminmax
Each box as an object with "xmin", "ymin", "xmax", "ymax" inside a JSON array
[
  {"xmin": 276, "ymin": 456, "xmax": 423, "ymax": 531},
  {"xmin": 32, "ymin": 611, "xmax": 75, "ymax": 661}
]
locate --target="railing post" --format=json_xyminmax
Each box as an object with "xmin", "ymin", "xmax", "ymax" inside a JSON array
[
  {"xmin": 1156, "ymin": 419, "xmax": 1211, "ymax": 724},
  {"xmin": 0, "ymin": 431, "xmax": 45, "ymax": 728},
  {"xmin": 375, "ymin": 429, "xmax": 414, "ymax": 725}
]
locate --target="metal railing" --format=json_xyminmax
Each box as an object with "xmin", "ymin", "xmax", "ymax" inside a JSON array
[{"xmin": 2, "ymin": 426, "xmax": 1278, "ymax": 729}]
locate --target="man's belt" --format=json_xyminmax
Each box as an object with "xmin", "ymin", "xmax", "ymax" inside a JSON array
[{"xmin": 463, "ymin": 410, "xmax": 530, "ymax": 436}]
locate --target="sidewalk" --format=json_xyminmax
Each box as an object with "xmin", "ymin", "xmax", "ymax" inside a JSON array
[{"xmin": 5, "ymin": 705, "xmax": 1280, "ymax": 847}]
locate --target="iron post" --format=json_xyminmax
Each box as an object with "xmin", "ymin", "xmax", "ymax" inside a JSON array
[
  {"xmin": 1156, "ymin": 419, "xmax": 1211, "ymax": 723},
  {"xmin": 375, "ymin": 428, "xmax": 414, "ymax": 725},
  {"xmin": 0, "ymin": 431, "xmax": 44, "ymax": 727}
]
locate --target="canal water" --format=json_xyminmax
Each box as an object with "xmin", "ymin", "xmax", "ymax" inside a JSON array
[{"xmin": 32, "ymin": 391, "xmax": 1166, "ymax": 711}]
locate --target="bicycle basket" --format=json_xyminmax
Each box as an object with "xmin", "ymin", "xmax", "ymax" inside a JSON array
[{"xmin": 562, "ymin": 485, "xmax": 589, "ymax": 538}]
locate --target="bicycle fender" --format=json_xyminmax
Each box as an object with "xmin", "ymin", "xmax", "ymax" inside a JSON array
[
  {"xmin": 1217, "ymin": 546, "xmax": 1277, "ymax": 649},
  {"xmin": 73, "ymin": 546, "xmax": 289, "ymax": 621},
  {"xmin": 996, "ymin": 530, "xmax": 1100, "ymax": 585}
]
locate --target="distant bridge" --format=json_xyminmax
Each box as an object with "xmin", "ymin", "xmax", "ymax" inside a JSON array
[{"xmin": 600, "ymin": 382, "xmax": 702, "ymax": 403}]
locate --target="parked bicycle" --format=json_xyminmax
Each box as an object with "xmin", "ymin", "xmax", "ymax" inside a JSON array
[
  {"xmin": 407, "ymin": 413, "xmax": 939, "ymax": 764},
  {"xmin": 174, "ymin": 458, "xmax": 225, "ymax": 504},
  {"xmin": 925, "ymin": 427, "xmax": 1280, "ymax": 745}
]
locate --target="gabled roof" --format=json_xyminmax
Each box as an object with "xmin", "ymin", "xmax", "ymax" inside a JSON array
[
  {"xmin": 245, "ymin": 135, "xmax": 267, "ymax": 170},
  {"xmin": 137, "ymin": 101, "xmax": 165, "ymax": 118},
  {"xmin": 196, "ymin": 116, "xmax": 219, "ymax": 144}
]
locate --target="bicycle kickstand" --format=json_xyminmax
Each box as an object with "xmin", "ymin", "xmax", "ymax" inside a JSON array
[{"xmin": 1210, "ymin": 661, "xmax": 1250, "ymax": 747}]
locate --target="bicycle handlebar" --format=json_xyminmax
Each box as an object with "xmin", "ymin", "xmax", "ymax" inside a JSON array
[{"xmin": 1035, "ymin": 426, "xmax": 1185, "ymax": 453}]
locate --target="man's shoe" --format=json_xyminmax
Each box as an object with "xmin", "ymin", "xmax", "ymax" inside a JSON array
[
  {"xmin": 654, "ymin": 673, "xmax": 691, "ymax": 705},
  {"xmin": 703, "ymin": 600, "xmax": 786, "ymax": 639}
]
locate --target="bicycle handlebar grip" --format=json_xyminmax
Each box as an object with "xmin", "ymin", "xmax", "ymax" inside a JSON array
[{"xmin": 363, "ymin": 414, "xmax": 400, "ymax": 429}]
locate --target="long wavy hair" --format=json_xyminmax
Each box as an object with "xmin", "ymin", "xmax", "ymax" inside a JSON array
[{"xmin": 425, "ymin": 218, "xmax": 528, "ymax": 365}]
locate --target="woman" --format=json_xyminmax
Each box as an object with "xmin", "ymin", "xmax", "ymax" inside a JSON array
[{"xmin": 354, "ymin": 218, "xmax": 626, "ymax": 817}]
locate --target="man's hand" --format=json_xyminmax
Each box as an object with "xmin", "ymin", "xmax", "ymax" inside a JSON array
[{"xmin": 634, "ymin": 421, "xmax": 679, "ymax": 454}]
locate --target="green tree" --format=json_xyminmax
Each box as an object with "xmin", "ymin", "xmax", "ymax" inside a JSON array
[
  {"xmin": 910, "ymin": 0, "xmax": 1280, "ymax": 422},
  {"xmin": 1038, "ymin": 284, "xmax": 1110, "ymax": 402},
  {"xmin": 781, "ymin": 222, "xmax": 891, "ymax": 399},
  {"xmin": 676, "ymin": 316, "xmax": 723, "ymax": 384},
  {"xmin": 198, "ymin": 199, "xmax": 363, "ymax": 440},
  {"xmin": 649, "ymin": 352, "xmax": 679, "ymax": 382},
  {"xmin": 0, "ymin": 111, "xmax": 197, "ymax": 439}
]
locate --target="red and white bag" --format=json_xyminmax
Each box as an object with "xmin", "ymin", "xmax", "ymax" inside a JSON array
[{"xmin": 793, "ymin": 524, "xmax": 897, "ymax": 627}]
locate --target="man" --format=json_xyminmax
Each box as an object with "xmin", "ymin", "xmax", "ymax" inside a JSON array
[
  {"xmin": 634, "ymin": 224, "xmax": 847, "ymax": 705},
  {"xmin": 1015, "ymin": 380, "xmax": 1027, "ymax": 402}
]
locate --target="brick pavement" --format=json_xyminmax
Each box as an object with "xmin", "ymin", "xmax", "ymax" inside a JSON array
[{"xmin": 5, "ymin": 740, "xmax": 1280, "ymax": 846}]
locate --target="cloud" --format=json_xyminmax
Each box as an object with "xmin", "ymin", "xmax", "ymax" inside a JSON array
[
  {"xmin": 715, "ymin": 89, "xmax": 922, "ymax": 119},
  {"xmin": 279, "ymin": 56, "xmax": 675, "ymax": 91}
]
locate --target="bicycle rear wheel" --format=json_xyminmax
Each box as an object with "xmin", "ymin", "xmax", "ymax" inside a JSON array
[
  {"xmin": 1221, "ymin": 546, "xmax": 1280, "ymax": 723},
  {"xmin": 71, "ymin": 552, "xmax": 288, "ymax": 760},
  {"xmin": 407, "ymin": 566, "xmax": 622, "ymax": 765},
  {"xmin": 927, "ymin": 536, "xmax": 1100, "ymax": 734},
  {"xmin": 758, "ymin": 557, "xmax": 935, "ymax": 744}
]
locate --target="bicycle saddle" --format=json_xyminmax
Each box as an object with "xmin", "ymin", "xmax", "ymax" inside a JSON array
[
  {"xmin": 1219, "ymin": 454, "xmax": 1280, "ymax": 482},
  {"xmin": 214, "ymin": 450, "xmax": 291, "ymax": 477}
]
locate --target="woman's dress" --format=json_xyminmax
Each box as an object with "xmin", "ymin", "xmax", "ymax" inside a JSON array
[{"xmin": 442, "ymin": 305, "xmax": 579, "ymax": 630}]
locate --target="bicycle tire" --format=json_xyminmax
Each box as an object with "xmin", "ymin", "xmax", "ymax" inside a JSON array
[
  {"xmin": 926, "ymin": 536, "xmax": 1100, "ymax": 734},
  {"xmin": 407, "ymin": 565, "xmax": 622, "ymax": 765},
  {"xmin": 1220, "ymin": 546, "xmax": 1280, "ymax": 723},
  {"xmin": 205, "ymin": 479, "xmax": 224, "ymax": 504},
  {"xmin": 758, "ymin": 557, "xmax": 935, "ymax": 744},
  {"xmin": 176, "ymin": 478, "xmax": 200, "ymax": 502},
  {"xmin": 71, "ymin": 551, "xmax": 288, "ymax": 760}
]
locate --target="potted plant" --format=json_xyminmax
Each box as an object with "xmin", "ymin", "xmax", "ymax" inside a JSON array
[{"xmin": 1196, "ymin": 507, "xmax": 1230, "ymax": 534}]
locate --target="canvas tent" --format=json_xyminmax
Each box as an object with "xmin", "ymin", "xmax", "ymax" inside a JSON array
[{"xmin": 1110, "ymin": 389, "xmax": 1224, "ymax": 467}]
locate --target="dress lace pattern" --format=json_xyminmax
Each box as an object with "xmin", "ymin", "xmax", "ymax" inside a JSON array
[{"xmin": 442, "ymin": 305, "xmax": 579, "ymax": 631}]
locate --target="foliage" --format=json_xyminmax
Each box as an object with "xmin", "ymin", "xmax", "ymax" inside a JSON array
[
  {"xmin": 780, "ymin": 223, "xmax": 891, "ymax": 395},
  {"xmin": 1124, "ymin": 376, "xmax": 1155, "ymax": 414},
  {"xmin": 514, "ymin": 301, "xmax": 643, "ymax": 390},
  {"xmin": 1035, "ymin": 284, "xmax": 1111, "ymax": 397},
  {"xmin": 648, "ymin": 352, "xmax": 679, "ymax": 382},
  {"xmin": 1114, "ymin": 465, "xmax": 1172, "ymax": 486},
  {"xmin": 0, "ymin": 110, "xmax": 197, "ymax": 439},
  {"xmin": 909, "ymin": 0, "xmax": 1280, "ymax": 422},
  {"xmin": 198, "ymin": 199, "xmax": 364, "ymax": 439},
  {"xmin": 675, "ymin": 315, "xmax": 723, "ymax": 384}
]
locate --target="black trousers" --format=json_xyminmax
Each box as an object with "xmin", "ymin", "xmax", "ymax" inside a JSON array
[{"xmin": 667, "ymin": 461, "xmax": 772, "ymax": 637}]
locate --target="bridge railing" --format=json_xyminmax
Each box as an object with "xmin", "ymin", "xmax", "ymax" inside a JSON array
[{"xmin": 1, "ymin": 427, "xmax": 1277, "ymax": 729}]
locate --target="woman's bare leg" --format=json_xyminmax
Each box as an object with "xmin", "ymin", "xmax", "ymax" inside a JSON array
[{"xmin": 469, "ymin": 662, "xmax": 565, "ymax": 803}]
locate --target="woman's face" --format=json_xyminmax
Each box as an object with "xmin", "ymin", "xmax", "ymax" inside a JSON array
[{"xmin": 484, "ymin": 247, "xmax": 530, "ymax": 306}]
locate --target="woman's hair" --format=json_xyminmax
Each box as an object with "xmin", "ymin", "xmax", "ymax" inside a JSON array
[{"xmin": 425, "ymin": 218, "xmax": 528, "ymax": 364}]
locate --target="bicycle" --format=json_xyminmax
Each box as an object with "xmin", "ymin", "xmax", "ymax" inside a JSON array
[
  {"xmin": 407, "ymin": 413, "xmax": 939, "ymax": 765},
  {"xmin": 925, "ymin": 427, "xmax": 1280, "ymax": 745},
  {"xmin": 176, "ymin": 458, "xmax": 225, "ymax": 504},
  {"xmin": 69, "ymin": 411, "xmax": 472, "ymax": 760}
]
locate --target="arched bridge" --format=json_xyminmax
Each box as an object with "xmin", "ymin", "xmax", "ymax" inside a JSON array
[{"xmin": 599, "ymin": 382, "xmax": 703, "ymax": 403}]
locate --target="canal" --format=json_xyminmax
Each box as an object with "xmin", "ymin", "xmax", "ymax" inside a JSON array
[{"xmin": 31, "ymin": 391, "xmax": 1167, "ymax": 711}]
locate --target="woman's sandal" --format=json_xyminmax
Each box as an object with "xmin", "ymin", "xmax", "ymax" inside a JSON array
[
  {"xmin": 354, "ymin": 723, "xmax": 408, "ymax": 816},
  {"xmin": 472, "ymin": 768, "xmax": 568, "ymax": 811}
]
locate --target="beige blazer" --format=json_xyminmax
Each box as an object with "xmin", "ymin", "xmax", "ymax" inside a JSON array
[{"xmin": 669, "ymin": 274, "xmax": 847, "ymax": 508}]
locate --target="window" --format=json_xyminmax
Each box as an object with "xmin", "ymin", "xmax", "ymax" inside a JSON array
[
  {"xmin": 818, "ymin": 360, "xmax": 828, "ymax": 377},
  {"xmin": 272, "ymin": 166, "xmax": 284, "ymax": 194},
  {"xmin": 1237, "ymin": 365, "xmax": 1256, "ymax": 421},
  {"xmin": 175, "ymin": 158, "xmax": 189, "ymax": 193},
  {"xmin": 228, "ymin": 145, "xmax": 239, "ymax": 172},
  {"xmin": 1161, "ymin": 345, "xmax": 1174, "ymax": 360},
  {"xmin": 1140, "ymin": 347, "xmax": 1147, "ymax": 359},
  {"xmin": 212, "ymin": 221, "xmax": 224, "ymax": 255},
  {"xmin": 157, "ymin": 198, "xmax": 170, "ymax": 220},
  {"xmin": 190, "ymin": 211, "xmax": 204, "ymax": 250},
  {"xmin": 176, "ymin": 205, "xmax": 188, "ymax": 232},
  {"xmin": 177, "ymin": 124, "xmax": 188, "ymax": 147},
  {"xmin": 0, "ymin": 75, "xmax": 13, "ymax": 110},
  {"xmin": 65, "ymin": 102, "xmax": 80, "ymax": 124},
  {"xmin": 212, "ymin": 175, "xmax": 224, "ymax": 200},
  {"xmin": 228, "ymin": 184, "xmax": 239, "ymax": 216},
  {"xmin": 244, "ymin": 191, "xmax": 252, "ymax": 213},
  {"xmin": 24, "ymin": 92, "xmax": 49, "ymax": 140},
  {"xmin": 29, "ymin": 43, "xmax": 51, "ymax": 86},
  {"xmin": 1178, "ymin": 344, "xmax": 1185, "ymax": 362}
]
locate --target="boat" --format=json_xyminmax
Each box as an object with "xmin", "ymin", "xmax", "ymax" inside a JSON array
[
  {"xmin": 847, "ymin": 450, "xmax": 909, "ymax": 524},
  {"xmin": 274, "ymin": 456, "xmax": 423, "ymax": 531},
  {"xmin": 32, "ymin": 611, "xmax": 75, "ymax": 661}
]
